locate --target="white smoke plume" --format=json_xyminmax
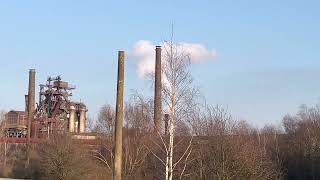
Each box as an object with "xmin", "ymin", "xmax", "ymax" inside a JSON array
[{"xmin": 130, "ymin": 40, "xmax": 216, "ymax": 79}]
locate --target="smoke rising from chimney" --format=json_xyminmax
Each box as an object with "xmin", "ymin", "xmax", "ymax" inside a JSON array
[{"xmin": 130, "ymin": 40, "xmax": 216, "ymax": 79}]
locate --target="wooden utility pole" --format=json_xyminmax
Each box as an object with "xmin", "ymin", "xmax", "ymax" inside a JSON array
[
  {"xmin": 154, "ymin": 46, "xmax": 162, "ymax": 133},
  {"xmin": 113, "ymin": 51, "xmax": 125, "ymax": 180}
]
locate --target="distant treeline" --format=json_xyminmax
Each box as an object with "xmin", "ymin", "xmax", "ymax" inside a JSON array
[{"xmin": 1, "ymin": 99, "xmax": 320, "ymax": 180}]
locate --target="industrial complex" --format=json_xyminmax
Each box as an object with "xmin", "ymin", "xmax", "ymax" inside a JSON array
[{"xmin": 2, "ymin": 70, "xmax": 91, "ymax": 142}]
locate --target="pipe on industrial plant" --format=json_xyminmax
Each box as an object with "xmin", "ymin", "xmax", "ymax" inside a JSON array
[
  {"xmin": 154, "ymin": 46, "xmax": 162, "ymax": 133},
  {"xmin": 79, "ymin": 108, "xmax": 86, "ymax": 133},
  {"xmin": 69, "ymin": 106, "xmax": 76, "ymax": 133},
  {"xmin": 114, "ymin": 51, "xmax": 125, "ymax": 180},
  {"xmin": 25, "ymin": 95, "xmax": 29, "ymax": 113},
  {"xmin": 27, "ymin": 69, "xmax": 35, "ymax": 139},
  {"xmin": 164, "ymin": 113, "xmax": 169, "ymax": 136}
]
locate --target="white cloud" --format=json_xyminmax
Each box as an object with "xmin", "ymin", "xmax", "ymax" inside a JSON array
[
  {"xmin": 130, "ymin": 40, "xmax": 216, "ymax": 79},
  {"xmin": 179, "ymin": 42, "xmax": 217, "ymax": 63}
]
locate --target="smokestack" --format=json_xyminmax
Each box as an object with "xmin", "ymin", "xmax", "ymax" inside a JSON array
[
  {"xmin": 114, "ymin": 51, "xmax": 125, "ymax": 180},
  {"xmin": 27, "ymin": 69, "xmax": 35, "ymax": 139},
  {"xmin": 154, "ymin": 46, "xmax": 162, "ymax": 133},
  {"xmin": 164, "ymin": 114, "xmax": 169, "ymax": 135},
  {"xmin": 25, "ymin": 95, "xmax": 29, "ymax": 112}
]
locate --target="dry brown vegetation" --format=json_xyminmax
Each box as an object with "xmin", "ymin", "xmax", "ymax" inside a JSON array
[
  {"xmin": 87, "ymin": 95, "xmax": 284, "ymax": 180},
  {"xmin": 2, "ymin": 100, "xmax": 320, "ymax": 179}
]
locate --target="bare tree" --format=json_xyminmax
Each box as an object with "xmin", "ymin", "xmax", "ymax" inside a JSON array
[
  {"xmin": 38, "ymin": 133, "xmax": 94, "ymax": 180},
  {"xmin": 187, "ymin": 105, "xmax": 282, "ymax": 180},
  {"xmin": 281, "ymin": 104, "xmax": 320, "ymax": 179},
  {"xmin": 93, "ymin": 93, "xmax": 154, "ymax": 179},
  {"xmin": 91, "ymin": 104, "xmax": 115, "ymax": 176},
  {"xmin": 85, "ymin": 115, "xmax": 95, "ymax": 133},
  {"xmin": 94, "ymin": 104, "xmax": 116, "ymax": 134},
  {"xmin": 122, "ymin": 92, "xmax": 153, "ymax": 178},
  {"xmin": 148, "ymin": 41, "xmax": 198, "ymax": 180}
]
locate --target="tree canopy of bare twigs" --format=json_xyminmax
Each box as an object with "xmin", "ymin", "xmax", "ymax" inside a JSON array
[
  {"xmin": 37, "ymin": 133, "xmax": 94, "ymax": 180},
  {"xmin": 280, "ymin": 104, "xmax": 320, "ymax": 179},
  {"xmin": 93, "ymin": 92, "xmax": 154, "ymax": 179},
  {"xmin": 186, "ymin": 105, "xmax": 282, "ymax": 180},
  {"xmin": 94, "ymin": 104, "xmax": 116, "ymax": 134}
]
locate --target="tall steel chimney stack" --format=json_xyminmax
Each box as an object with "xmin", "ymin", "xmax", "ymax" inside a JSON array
[
  {"xmin": 27, "ymin": 69, "xmax": 35, "ymax": 139},
  {"xmin": 154, "ymin": 46, "xmax": 162, "ymax": 133},
  {"xmin": 113, "ymin": 51, "xmax": 125, "ymax": 180}
]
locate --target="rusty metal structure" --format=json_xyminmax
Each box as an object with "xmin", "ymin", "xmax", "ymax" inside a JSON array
[
  {"xmin": 33, "ymin": 75, "xmax": 87, "ymax": 138},
  {"xmin": 4, "ymin": 71, "xmax": 88, "ymax": 139}
]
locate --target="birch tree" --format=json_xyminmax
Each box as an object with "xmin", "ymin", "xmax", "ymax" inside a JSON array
[{"xmin": 160, "ymin": 41, "xmax": 198, "ymax": 180}]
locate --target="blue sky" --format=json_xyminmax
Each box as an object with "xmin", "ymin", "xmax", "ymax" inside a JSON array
[{"xmin": 0, "ymin": 0, "xmax": 319, "ymax": 127}]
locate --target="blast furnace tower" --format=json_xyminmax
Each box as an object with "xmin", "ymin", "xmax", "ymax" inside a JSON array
[{"xmin": 33, "ymin": 76, "xmax": 87, "ymax": 137}]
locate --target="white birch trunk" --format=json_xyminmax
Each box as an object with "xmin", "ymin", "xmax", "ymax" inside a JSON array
[
  {"xmin": 168, "ymin": 110, "xmax": 174, "ymax": 180},
  {"xmin": 165, "ymin": 152, "xmax": 169, "ymax": 180}
]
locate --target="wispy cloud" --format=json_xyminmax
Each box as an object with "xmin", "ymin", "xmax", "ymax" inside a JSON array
[{"xmin": 130, "ymin": 40, "xmax": 216, "ymax": 79}]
